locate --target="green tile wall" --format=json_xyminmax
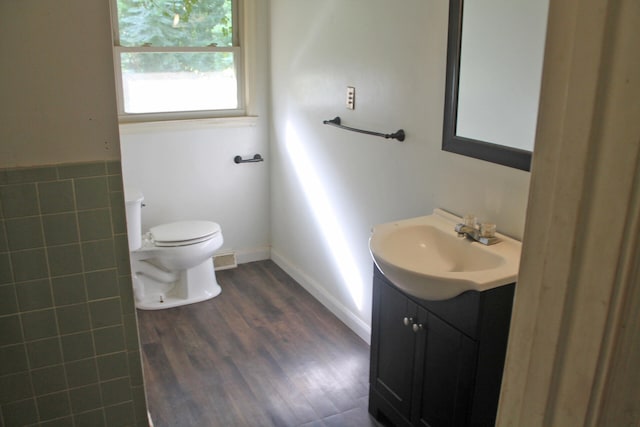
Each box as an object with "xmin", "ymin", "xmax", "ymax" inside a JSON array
[{"xmin": 0, "ymin": 161, "xmax": 147, "ymax": 427}]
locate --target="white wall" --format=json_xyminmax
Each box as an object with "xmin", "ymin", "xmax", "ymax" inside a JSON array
[
  {"xmin": 119, "ymin": 0, "xmax": 271, "ymax": 262},
  {"xmin": 269, "ymin": 0, "xmax": 531, "ymax": 341}
]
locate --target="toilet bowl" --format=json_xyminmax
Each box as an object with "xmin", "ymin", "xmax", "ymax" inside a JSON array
[{"xmin": 124, "ymin": 189, "xmax": 223, "ymax": 310}]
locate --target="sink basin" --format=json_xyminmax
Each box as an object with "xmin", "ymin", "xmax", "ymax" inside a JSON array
[{"xmin": 369, "ymin": 209, "xmax": 521, "ymax": 300}]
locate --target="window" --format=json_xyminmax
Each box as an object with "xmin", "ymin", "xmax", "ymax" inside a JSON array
[{"xmin": 111, "ymin": 0, "xmax": 243, "ymax": 121}]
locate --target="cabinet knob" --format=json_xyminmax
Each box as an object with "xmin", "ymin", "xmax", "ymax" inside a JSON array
[
  {"xmin": 412, "ymin": 323, "xmax": 424, "ymax": 333},
  {"xmin": 403, "ymin": 317, "xmax": 413, "ymax": 326}
]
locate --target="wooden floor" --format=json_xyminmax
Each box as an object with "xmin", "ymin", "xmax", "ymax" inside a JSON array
[{"xmin": 137, "ymin": 260, "xmax": 383, "ymax": 427}]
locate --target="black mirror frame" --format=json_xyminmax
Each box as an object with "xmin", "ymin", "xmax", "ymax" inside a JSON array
[{"xmin": 442, "ymin": 0, "xmax": 532, "ymax": 172}]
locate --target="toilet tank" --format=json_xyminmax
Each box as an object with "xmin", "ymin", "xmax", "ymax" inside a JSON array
[{"xmin": 124, "ymin": 188, "xmax": 144, "ymax": 250}]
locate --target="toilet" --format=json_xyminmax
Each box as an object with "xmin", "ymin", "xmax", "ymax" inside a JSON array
[{"xmin": 124, "ymin": 189, "xmax": 223, "ymax": 310}]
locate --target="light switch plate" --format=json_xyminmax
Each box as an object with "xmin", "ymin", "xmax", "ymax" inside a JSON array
[{"xmin": 346, "ymin": 86, "xmax": 355, "ymax": 110}]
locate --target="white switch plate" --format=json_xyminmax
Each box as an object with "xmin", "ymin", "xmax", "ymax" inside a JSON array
[{"xmin": 346, "ymin": 86, "xmax": 355, "ymax": 110}]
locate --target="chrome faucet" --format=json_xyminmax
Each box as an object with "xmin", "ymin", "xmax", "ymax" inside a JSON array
[{"xmin": 455, "ymin": 216, "xmax": 500, "ymax": 245}]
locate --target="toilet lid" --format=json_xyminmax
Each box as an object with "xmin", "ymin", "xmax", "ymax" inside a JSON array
[{"xmin": 150, "ymin": 221, "xmax": 220, "ymax": 247}]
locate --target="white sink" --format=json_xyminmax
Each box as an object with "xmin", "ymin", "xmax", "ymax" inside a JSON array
[{"xmin": 369, "ymin": 209, "xmax": 521, "ymax": 300}]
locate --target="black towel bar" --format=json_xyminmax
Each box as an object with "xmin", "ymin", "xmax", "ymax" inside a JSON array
[{"xmin": 322, "ymin": 116, "xmax": 405, "ymax": 141}]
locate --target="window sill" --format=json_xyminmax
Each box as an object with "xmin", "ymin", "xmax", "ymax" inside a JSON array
[{"xmin": 118, "ymin": 115, "xmax": 259, "ymax": 134}]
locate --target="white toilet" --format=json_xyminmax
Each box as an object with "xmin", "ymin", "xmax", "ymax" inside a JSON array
[{"xmin": 124, "ymin": 189, "xmax": 223, "ymax": 310}]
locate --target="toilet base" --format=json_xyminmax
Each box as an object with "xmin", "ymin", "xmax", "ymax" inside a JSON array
[
  {"xmin": 135, "ymin": 286, "xmax": 221, "ymax": 310},
  {"xmin": 133, "ymin": 258, "xmax": 222, "ymax": 310}
]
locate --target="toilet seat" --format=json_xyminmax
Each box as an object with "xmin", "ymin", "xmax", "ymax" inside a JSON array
[{"xmin": 150, "ymin": 221, "xmax": 221, "ymax": 247}]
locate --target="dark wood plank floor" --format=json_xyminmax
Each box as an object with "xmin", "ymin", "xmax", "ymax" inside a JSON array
[{"xmin": 137, "ymin": 260, "xmax": 383, "ymax": 427}]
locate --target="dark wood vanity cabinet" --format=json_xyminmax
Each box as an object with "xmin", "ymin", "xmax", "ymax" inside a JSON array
[{"xmin": 369, "ymin": 267, "xmax": 515, "ymax": 427}]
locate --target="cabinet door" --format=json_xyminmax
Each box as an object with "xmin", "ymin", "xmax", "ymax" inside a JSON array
[
  {"xmin": 371, "ymin": 277, "xmax": 417, "ymax": 420},
  {"xmin": 413, "ymin": 310, "xmax": 478, "ymax": 427}
]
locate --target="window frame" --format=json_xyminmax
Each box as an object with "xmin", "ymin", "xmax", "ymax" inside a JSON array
[{"xmin": 110, "ymin": 0, "xmax": 245, "ymax": 123}]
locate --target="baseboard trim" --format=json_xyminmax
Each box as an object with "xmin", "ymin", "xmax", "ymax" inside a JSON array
[{"xmin": 270, "ymin": 249, "xmax": 371, "ymax": 344}]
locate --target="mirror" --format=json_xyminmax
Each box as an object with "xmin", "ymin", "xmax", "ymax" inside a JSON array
[{"xmin": 442, "ymin": 0, "xmax": 548, "ymax": 171}]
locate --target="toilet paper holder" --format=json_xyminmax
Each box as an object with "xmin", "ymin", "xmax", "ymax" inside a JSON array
[{"xmin": 234, "ymin": 154, "xmax": 264, "ymax": 164}]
